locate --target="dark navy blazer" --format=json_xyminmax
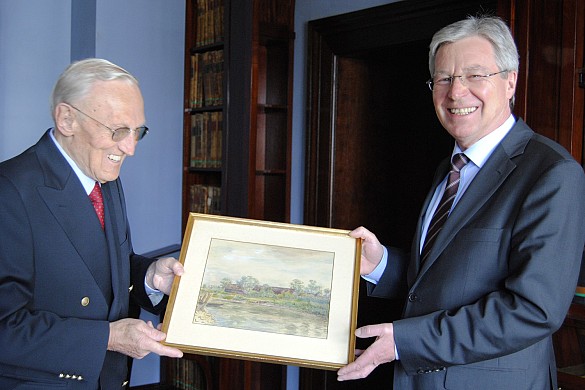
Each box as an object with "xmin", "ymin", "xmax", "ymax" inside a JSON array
[{"xmin": 0, "ymin": 130, "xmax": 163, "ymax": 389}]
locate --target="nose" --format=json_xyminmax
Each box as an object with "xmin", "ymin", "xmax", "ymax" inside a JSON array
[
  {"xmin": 117, "ymin": 133, "xmax": 137, "ymax": 156},
  {"xmin": 448, "ymin": 76, "xmax": 469, "ymax": 98}
]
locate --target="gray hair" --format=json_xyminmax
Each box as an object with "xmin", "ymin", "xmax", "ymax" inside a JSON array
[
  {"xmin": 429, "ymin": 15, "xmax": 519, "ymax": 76},
  {"xmin": 50, "ymin": 58, "xmax": 139, "ymax": 120},
  {"xmin": 428, "ymin": 16, "xmax": 519, "ymax": 108}
]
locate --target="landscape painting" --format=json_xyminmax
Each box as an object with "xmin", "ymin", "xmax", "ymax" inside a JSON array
[{"xmin": 193, "ymin": 238, "xmax": 334, "ymax": 339}]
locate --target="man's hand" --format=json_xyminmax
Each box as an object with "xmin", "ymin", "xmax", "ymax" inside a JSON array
[
  {"xmin": 145, "ymin": 257, "xmax": 184, "ymax": 295},
  {"xmin": 108, "ymin": 318, "xmax": 183, "ymax": 359},
  {"xmin": 349, "ymin": 226, "xmax": 385, "ymax": 275},
  {"xmin": 337, "ymin": 323, "xmax": 396, "ymax": 381}
]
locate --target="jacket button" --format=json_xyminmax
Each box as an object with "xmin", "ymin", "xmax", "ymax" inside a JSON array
[
  {"xmin": 408, "ymin": 293, "xmax": 418, "ymax": 302},
  {"xmin": 81, "ymin": 297, "xmax": 90, "ymax": 306},
  {"xmin": 128, "ymin": 285, "xmax": 134, "ymax": 292}
]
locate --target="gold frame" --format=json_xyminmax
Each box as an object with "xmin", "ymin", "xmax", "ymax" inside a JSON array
[{"xmin": 161, "ymin": 213, "xmax": 361, "ymax": 370}]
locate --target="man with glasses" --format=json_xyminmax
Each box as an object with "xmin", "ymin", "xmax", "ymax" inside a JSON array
[
  {"xmin": 0, "ymin": 58, "xmax": 183, "ymax": 389},
  {"xmin": 338, "ymin": 15, "xmax": 585, "ymax": 389}
]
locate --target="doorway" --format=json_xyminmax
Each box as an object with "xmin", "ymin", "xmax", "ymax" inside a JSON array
[{"xmin": 301, "ymin": 0, "xmax": 497, "ymax": 388}]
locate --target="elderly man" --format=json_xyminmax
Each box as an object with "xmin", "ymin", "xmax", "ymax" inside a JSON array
[{"xmin": 0, "ymin": 58, "xmax": 183, "ymax": 389}]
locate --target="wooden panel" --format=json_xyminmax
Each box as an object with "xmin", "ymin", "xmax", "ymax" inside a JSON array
[
  {"xmin": 501, "ymin": 0, "xmax": 584, "ymax": 161},
  {"xmin": 218, "ymin": 359, "xmax": 286, "ymax": 390},
  {"xmin": 248, "ymin": 0, "xmax": 294, "ymax": 222}
]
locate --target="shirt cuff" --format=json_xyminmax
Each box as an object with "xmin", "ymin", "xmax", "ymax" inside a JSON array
[
  {"xmin": 145, "ymin": 278, "xmax": 164, "ymax": 306},
  {"xmin": 361, "ymin": 246, "xmax": 388, "ymax": 285}
]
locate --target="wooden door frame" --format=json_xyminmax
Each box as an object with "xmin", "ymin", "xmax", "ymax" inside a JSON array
[{"xmin": 304, "ymin": 0, "xmax": 498, "ymax": 228}]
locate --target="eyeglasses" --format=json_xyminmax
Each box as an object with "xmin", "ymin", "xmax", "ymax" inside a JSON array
[
  {"xmin": 68, "ymin": 104, "xmax": 149, "ymax": 142},
  {"xmin": 426, "ymin": 70, "xmax": 509, "ymax": 91}
]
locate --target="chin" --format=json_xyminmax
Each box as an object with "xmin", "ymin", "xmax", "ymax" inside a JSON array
[{"xmin": 100, "ymin": 172, "xmax": 122, "ymax": 183}]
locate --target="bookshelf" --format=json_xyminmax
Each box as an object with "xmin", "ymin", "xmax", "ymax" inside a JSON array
[
  {"xmin": 181, "ymin": 0, "xmax": 225, "ymax": 232},
  {"xmin": 173, "ymin": 0, "xmax": 295, "ymax": 389},
  {"xmin": 181, "ymin": 0, "xmax": 294, "ymax": 230}
]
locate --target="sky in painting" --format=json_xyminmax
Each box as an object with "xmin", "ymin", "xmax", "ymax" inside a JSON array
[{"xmin": 201, "ymin": 238, "xmax": 335, "ymax": 288}]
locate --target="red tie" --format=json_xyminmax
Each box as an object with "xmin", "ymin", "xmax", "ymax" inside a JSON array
[{"xmin": 89, "ymin": 182, "xmax": 105, "ymax": 229}]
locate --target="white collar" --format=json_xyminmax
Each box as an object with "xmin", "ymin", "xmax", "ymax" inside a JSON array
[
  {"xmin": 453, "ymin": 114, "xmax": 516, "ymax": 168},
  {"xmin": 49, "ymin": 128, "xmax": 97, "ymax": 195}
]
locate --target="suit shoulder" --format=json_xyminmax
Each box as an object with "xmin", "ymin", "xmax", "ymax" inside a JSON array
[
  {"xmin": 0, "ymin": 144, "xmax": 42, "ymax": 184},
  {"xmin": 529, "ymin": 132, "xmax": 575, "ymax": 162},
  {"xmin": 508, "ymin": 120, "xmax": 575, "ymax": 164},
  {"xmin": 517, "ymin": 134, "xmax": 585, "ymax": 188}
]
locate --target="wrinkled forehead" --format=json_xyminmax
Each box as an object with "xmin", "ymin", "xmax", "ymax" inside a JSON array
[{"xmin": 83, "ymin": 80, "xmax": 145, "ymax": 125}]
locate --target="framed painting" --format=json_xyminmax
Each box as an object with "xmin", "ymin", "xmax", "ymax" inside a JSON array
[{"xmin": 161, "ymin": 213, "xmax": 361, "ymax": 370}]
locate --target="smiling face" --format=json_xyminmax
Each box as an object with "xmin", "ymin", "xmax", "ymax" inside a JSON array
[
  {"xmin": 432, "ymin": 36, "xmax": 517, "ymax": 149},
  {"xmin": 54, "ymin": 79, "xmax": 145, "ymax": 183}
]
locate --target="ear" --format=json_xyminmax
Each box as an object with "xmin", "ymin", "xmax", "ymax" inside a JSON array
[
  {"xmin": 505, "ymin": 70, "xmax": 518, "ymax": 100},
  {"xmin": 54, "ymin": 103, "xmax": 75, "ymax": 137}
]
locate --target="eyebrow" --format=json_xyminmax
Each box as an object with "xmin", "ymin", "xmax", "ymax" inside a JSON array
[
  {"xmin": 108, "ymin": 119, "xmax": 147, "ymax": 129},
  {"xmin": 434, "ymin": 66, "xmax": 489, "ymax": 75}
]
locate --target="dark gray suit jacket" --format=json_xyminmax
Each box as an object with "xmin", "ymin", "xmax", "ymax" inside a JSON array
[
  {"xmin": 371, "ymin": 119, "xmax": 585, "ymax": 389},
  {"xmin": 0, "ymin": 130, "xmax": 164, "ymax": 389}
]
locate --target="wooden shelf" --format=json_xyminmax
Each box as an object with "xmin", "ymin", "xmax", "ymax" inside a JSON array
[
  {"xmin": 190, "ymin": 42, "xmax": 224, "ymax": 54},
  {"xmin": 186, "ymin": 106, "xmax": 223, "ymax": 113},
  {"xmin": 173, "ymin": 0, "xmax": 294, "ymax": 388}
]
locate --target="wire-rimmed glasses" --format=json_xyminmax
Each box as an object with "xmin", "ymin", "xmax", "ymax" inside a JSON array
[
  {"xmin": 68, "ymin": 104, "xmax": 149, "ymax": 142},
  {"xmin": 426, "ymin": 70, "xmax": 509, "ymax": 91}
]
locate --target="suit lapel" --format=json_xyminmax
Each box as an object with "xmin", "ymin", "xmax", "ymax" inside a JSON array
[
  {"xmin": 414, "ymin": 120, "xmax": 533, "ymax": 279},
  {"xmin": 35, "ymin": 133, "xmax": 113, "ymax": 302},
  {"xmin": 101, "ymin": 181, "xmax": 130, "ymax": 321}
]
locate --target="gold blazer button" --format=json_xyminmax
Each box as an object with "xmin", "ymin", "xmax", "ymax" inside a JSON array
[{"xmin": 81, "ymin": 297, "xmax": 90, "ymax": 306}]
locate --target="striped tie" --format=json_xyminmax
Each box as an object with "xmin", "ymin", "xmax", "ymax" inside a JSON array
[{"xmin": 420, "ymin": 153, "xmax": 469, "ymax": 263}]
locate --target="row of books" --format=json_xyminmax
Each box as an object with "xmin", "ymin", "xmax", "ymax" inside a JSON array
[
  {"xmin": 189, "ymin": 50, "xmax": 224, "ymax": 108},
  {"xmin": 190, "ymin": 112, "xmax": 222, "ymax": 168},
  {"xmin": 167, "ymin": 356, "xmax": 210, "ymax": 390},
  {"xmin": 189, "ymin": 184, "xmax": 221, "ymax": 215},
  {"xmin": 194, "ymin": 0, "xmax": 224, "ymax": 47}
]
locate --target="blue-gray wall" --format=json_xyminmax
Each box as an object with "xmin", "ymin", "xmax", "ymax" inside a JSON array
[
  {"xmin": 0, "ymin": 1, "xmax": 71, "ymax": 159},
  {"xmin": 0, "ymin": 0, "xmax": 396, "ymax": 387},
  {"xmin": 0, "ymin": 0, "xmax": 184, "ymax": 255}
]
